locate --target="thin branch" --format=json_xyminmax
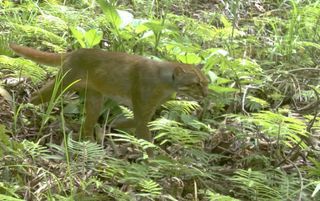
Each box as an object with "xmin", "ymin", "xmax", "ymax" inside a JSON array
[
  {"xmin": 241, "ymin": 85, "xmax": 259, "ymax": 115},
  {"xmin": 288, "ymin": 68, "xmax": 320, "ymax": 73}
]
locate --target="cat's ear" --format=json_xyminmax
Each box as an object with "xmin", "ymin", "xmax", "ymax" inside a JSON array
[
  {"xmin": 173, "ymin": 66, "xmax": 184, "ymax": 77},
  {"xmin": 173, "ymin": 66, "xmax": 188, "ymax": 84}
]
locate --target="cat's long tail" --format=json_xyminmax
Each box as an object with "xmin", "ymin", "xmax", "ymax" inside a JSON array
[{"xmin": 9, "ymin": 44, "xmax": 66, "ymax": 67}]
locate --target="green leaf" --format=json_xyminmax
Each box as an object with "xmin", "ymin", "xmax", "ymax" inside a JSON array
[
  {"xmin": 117, "ymin": 10, "xmax": 134, "ymax": 28},
  {"xmin": 144, "ymin": 21, "xmax": 165, "ymax": 34},
  {"xmin": 299, "ymin": 41, "xmax": 320, "ymax": 49},
  {"xmin": 70, "ymin": 27, "xmax": 86, "ymax": 48},
  {"xmin": 0, "ymin": 125, "xmax": 10, "ymax": 145},
  {"xmin": 207, "ymin": 71, "xmax": 218, "ymax": 82},
  {"xmin": 209, "ymin": 85, "xmax": 237, "ymax": 93},
  {"xmin": 139, "ymin": 179, "xmax": 162, "ymax": 195},
  {"xmin": 97, "ymin": 0, "xmax": 121, "ymax": 29},
  {"xmin": 0, "ymin": 194, "xmax": 24, "ymax": 201},
  {"xmin": 84, "ymin": 29, "xmax": 103, "ymax": 47},
  {"xmin": 9, "ymin": 22, "xmax": 66, "ymax": 45},
  {"xmin": 312, "ymin": 183, "xmax": 320, "ymax": 197},
  {"xmin": 0, "ymin": 55, "xmax": 49, "ymax": 83},
  {"xmin": 177, "ymin": 53, "xmax": 202, "ymax": 64}
]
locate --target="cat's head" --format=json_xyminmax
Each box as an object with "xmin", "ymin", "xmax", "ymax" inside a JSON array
[{"xmin": 172, "ymin": 64, "xmax": 209, "ymax": 99}]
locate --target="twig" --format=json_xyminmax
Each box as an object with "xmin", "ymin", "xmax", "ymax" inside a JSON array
[
  {"xmin": 288, "ymin": 68, "xmax": 320, "ymax": 73},
  {"xmin": 287, "ymin": 159, "xmax": 303, "ymax": 201},
  {"xmin": 241, "ymin": 85, "xmax": 259, "ymax": 115}
]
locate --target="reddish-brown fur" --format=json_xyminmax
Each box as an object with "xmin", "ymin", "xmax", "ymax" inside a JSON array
[{"xmin": 10, "ymin": 44, "xmax": 209, "ymax": 146}]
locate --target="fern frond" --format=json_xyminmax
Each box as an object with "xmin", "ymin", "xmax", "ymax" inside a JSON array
[
  {"xmin": 206, "ymin": 191, "xmax": 240, "ymax": 201},
  {"xmin": 163, "ymin": 100, "xmax": 200, "ymax": 115},
  {"xmin": 246, "ymin": 95, "xmax": 270, "ymax": 111},
  {"xmin": 231, "ymin": 169, "xmax": 282, "ymax": 200},
  {"xmin": 233, "ymin": 111, "xmax": 309, "ymax": 149},
  {"xmin": 139, "ymin": 179, "xmax": 162, "ymax": 196},
  {"xmin": 150, "ymin": 117, "xmax": 207, "ymax": 147},
  {"xmin": 102, "ymin": 186, "xmax": 132, "ymax": 201},
  {"xmin": 35, "ymin": 13, "xmax": 68, "ymax": 34},
  {"xmin": 231, "ymin": 168, "xmax": 307, "ymax": 200},
  {"xmin": 67, "ymin": 136, "xmax": 106, "ymax": 168},
  {"xmin": 119, "ymin": 105, "xmax": 134, "ymax": 119},
  {"xmin": 8, "ymin": 22, "xmax": 66, "ymax": 45},
  {"xmin": 149, "ymin": 118, "xmax": 181, "ymax": 130},
  {"xmin": 0, "ymin": 35, "xmax": 15, "ymax": 56},
  {"xmin": 0, "ymin": 55, "xmax": 50, "ymax": 83},
  {"xmin": 108, "ymin": 131, "xmax": 157, "ymax": 152},
  {"xmin": 252, "ymin": 111, "xmax": 309, "ymax": 148},
  {"xmin": 22, "ymin": 140, "xmax": 53, "ymax": 160}
]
